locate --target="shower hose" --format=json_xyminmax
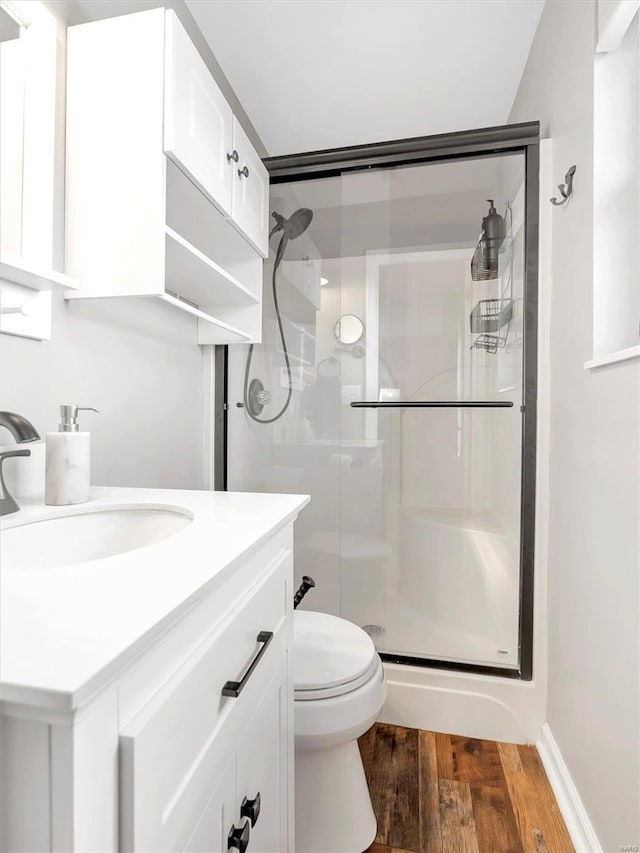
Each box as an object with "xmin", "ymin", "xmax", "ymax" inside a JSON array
[{"xmin": 242, "ymin": 252, "xmax": 293, "ymax": 424}]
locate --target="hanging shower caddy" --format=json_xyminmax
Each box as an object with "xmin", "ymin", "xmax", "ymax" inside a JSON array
[
  {"xmin": 470, "ymin": 297, "xmax": 514, "ymax": 351},
  {"xmin": 470, "ymin": 200, "xmax": 514, "ymax": 354},
  {"xmin": 470, "ymin": 239, "xmax": 497, "ymax": 282},
  {"xmin": 470, "ymin": 199, "xmax": 506, "ymax": 282},
  {"xmin": 470, "ymin": 297, "xmax": 513, "ymax": 333}
]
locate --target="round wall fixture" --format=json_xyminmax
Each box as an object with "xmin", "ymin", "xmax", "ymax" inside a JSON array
[
  {"xmin": 334, "ymin": 314, "xmax": 364, "ymax": 345},
  {"xmin": 246, "ymin": 378, "xmax": 272, "ymax": 417}
]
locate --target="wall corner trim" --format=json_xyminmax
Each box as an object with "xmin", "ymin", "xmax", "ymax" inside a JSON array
[
  {"xmin": 536, "ymin": 723, "xmax": 603, "ymax": 853},
  {"xmin": 596, "ymin": 0, "xmax": 640, "ymax": 52}
]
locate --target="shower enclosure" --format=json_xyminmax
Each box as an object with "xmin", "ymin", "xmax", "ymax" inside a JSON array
[{"xmin": 220, "ymin": 124, "xmax": 539, "ymax": 679}]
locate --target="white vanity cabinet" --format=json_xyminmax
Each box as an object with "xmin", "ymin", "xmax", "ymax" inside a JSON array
[
  {"xmin": 119, "ymin": 548, "xmax": 291, "ymax": 852},
  {"xmin": 0, "ymin": 489, "xmax": 308, "ymax": 853},
  {"xmin": 183, "ymin": 756, "xmax": 236, "ymax": 853},
  {"xmin": 65, "ymin": 8, "xmax": 268, "ymax": 344}
]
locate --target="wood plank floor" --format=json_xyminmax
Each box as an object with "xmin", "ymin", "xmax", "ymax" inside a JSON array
[{"xmin": 359, "ymin": 723, "xmax": 574, "ymax": 853}]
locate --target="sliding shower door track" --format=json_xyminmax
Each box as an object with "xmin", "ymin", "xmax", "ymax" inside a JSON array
[{"xmin": 379, "ymin": 652, "xmax": 523, "ymax": 679}]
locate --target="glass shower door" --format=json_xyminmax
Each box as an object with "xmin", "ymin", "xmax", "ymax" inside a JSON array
[
  {"xmin": 226, "ymin": 149, "xmax": 529, "ymax": 671},
  {"xmin": 337, "ymin": 156, "xmax": 526, "ymax": 668},
  {"xmin": 226, "ymin": 175, "xmax": 347, "ymax": 617}
]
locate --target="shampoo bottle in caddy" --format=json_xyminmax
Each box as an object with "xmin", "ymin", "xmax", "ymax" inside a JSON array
[{"xmin": 45, "ymin": 405, "xmax": 98, "ymax": 506}]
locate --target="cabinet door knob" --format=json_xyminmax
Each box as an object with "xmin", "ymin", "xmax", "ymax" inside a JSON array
[
  {"xmin": 241, "ymin": 793, "xmax": 261, "ymax": 827},
  {"xmin": 238, "ymin": 166, "xmax": 249, "ymax": 178},
  {"xmin": 227, "ymin": 150, "xmax": 239, "ymax": 163},
  {"xmin": 228, "ymin": 821, "xmax": 250, "ymax": 852}
]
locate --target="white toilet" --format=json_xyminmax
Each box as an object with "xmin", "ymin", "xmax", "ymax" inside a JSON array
[{"xmin": 293, "ymin": 610, "xmax": 386, "ymax": 853}]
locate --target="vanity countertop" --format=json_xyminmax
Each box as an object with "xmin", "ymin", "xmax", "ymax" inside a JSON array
[{"xmin": 0, "ymin": 487, "xmax": 309, "ymax": 712}]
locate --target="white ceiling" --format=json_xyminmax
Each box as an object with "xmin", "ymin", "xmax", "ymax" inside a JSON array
[{"xmin": 186, "ymin": 0, "xmax": 545, "ymax": 157}]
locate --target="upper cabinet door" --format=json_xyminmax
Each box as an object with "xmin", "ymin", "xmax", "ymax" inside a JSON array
[
  {"xmin": 232, "ymin": 117, "xmax": 269, "ymax": 257},
  {"xmin": 163, "ymin": 11, "xmax": 233, "ymax": 217}
]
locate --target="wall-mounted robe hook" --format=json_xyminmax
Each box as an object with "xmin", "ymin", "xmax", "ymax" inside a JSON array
[{"xmin": 550, "ymin": 165, "xmax": 576, "ymax": 206}]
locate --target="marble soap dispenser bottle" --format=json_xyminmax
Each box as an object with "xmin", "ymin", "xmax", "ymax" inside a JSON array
[{"xmin": 45, "ymin": 405, "xmax": 98, "ymax": 506}]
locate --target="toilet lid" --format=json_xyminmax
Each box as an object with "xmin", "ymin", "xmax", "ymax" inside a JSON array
[{"xmin": 293, "ymin": 611, "xmax": 378, "ymax": 697}]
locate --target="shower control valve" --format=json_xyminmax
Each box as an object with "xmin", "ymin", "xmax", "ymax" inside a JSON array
[
  {"xmin": 245, "ymin": 379, "xmax": 272, "ymax": 417},
  {"xmin": 255, "ymin": 389, "xmax": 272, "ymax": 406}
]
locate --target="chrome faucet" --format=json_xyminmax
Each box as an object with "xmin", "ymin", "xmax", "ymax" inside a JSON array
[{"xmin": 0, "ymin": 412, "xmax": 40, "ymax": 516}]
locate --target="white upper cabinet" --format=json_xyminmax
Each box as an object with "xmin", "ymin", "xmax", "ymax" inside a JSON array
[
  {"xmin": 163, "ymin": 9, "xmax": 268, "ymax": 255},
  {"xmin": 1, "ymin": 1, "xmax": 78, "ymax": 343},
  {"xmin": 65, "ymin": 8, "xmax": 268, "ymax": 345},
  {"xmin": 164, "ymin": 12, "xmax": 234, "ymax": 218},
  {"xmin": 232, "ymin": 117, "xmax": 269, "ymax": 256},
  {"xmin": 164, "ymin": 18, "xmax": 268, "ymax": 256}
]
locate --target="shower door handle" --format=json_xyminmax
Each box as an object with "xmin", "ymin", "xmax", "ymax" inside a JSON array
[{"xmin": 350, "ymin": 401, "xmax": 514, "ymax": 408}]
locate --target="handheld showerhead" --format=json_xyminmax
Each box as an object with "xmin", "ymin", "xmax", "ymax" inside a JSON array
[
  {"xmin": 283, "ymin": 207, "xmax": 313, "ymax": 239},
  {"xmin": 270, "ymin": 208, "xmax": 314, "ymax": 241},
  {"xmin": 243, "ymin": 205, "xmax": 315, "ymax": 425},
  {"xmin": 271, "ymin": 207, "xmax": 313, "ymax": 270}
]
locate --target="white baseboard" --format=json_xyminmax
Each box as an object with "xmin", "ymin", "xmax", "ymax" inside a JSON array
[{"xmin": 536, "ymin": 723, "xmax": 602, "ymax": 853}]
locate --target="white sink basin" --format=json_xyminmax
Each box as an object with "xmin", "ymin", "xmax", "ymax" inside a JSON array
[{"xmin": 1, "ymin": 505, "xmax": 193, "ymax": 572}]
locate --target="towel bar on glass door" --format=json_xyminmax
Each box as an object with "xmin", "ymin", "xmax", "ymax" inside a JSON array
[{"xmin": 349, "ymin": 401, "xmax": 514, "ymax": 408}]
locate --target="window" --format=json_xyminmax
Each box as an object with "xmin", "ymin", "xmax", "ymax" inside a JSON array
[{"xmin": 589, "ymin": 0, "xmax": 640, "ymax": 368}]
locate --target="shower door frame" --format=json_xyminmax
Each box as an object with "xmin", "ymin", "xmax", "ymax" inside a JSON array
[{"xmin": 216, "ymin": 121, "xmax": 540, "ymax": 681}]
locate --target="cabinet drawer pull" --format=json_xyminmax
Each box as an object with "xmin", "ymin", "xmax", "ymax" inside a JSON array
[
  {"xmin": 241, "ymin": 792, "xmax": 261, "ymax": 827},
  {"xmin": 238, "ymin": 165, "xmax": 249, "ymax": 178},
  {"xmin": 227, "ymin": 149, "xmax": 239, "ymax": 163},
  {"xmin": 222, "ymin": 631, "xmax": 273, "ymax": 697},
  {"xmin": 228, "ymin": 821, "xmax": 250, "ymax": 852}
]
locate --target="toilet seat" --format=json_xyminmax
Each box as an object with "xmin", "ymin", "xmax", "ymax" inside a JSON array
[
  {"xmin": 295, "ymin": 654, "xmax": 380, "ymax": 700},
  {"xmin": 294, "ymin": 611, "xmax": 378, "ymax": 701}
]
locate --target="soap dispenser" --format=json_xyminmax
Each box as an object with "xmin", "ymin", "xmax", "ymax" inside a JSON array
[{"xmin": 45, "ymin": 405, "xmax": 98, "ymax": 506}]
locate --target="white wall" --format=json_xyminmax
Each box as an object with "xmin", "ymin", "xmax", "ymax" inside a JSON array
[
  {"xmin": 1, "ymin": 295, "xmax": 205, "ymax": 489},
  {"xmin": 509, "ymin": 1, "xmax": 640, "ymax": 850},
  {"xmin": 1, "ymin": 1, "xmax": 264, "ymax": 492}
]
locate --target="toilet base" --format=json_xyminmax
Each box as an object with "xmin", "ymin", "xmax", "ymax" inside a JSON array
[{"xmin": 295, "ymin": 739, "xmax": 377, "ymax": 853}]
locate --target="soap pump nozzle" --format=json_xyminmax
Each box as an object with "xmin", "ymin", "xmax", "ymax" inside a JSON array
[{"xmin": 59, "ymin": 405, "xmax": 99, "ymax": 433}]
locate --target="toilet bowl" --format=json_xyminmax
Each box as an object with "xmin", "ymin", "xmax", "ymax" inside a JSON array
[{"xmin": 294, "ymin": 610, "xmax": 386, "ymax": 853}]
